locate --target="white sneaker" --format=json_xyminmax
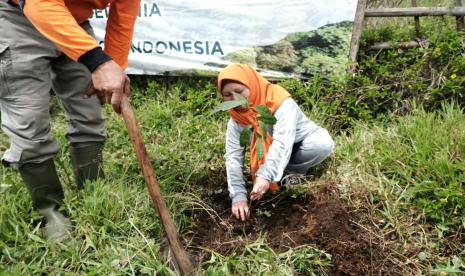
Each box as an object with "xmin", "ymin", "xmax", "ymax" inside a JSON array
[{"xmin": 280, "ymin": 173, "xmax": 305, "ymax": 186}]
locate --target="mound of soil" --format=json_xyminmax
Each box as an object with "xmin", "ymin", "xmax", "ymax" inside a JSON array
[{"xmin": 189, "ymin": 182, "xmax": 401, "ymax": 275}]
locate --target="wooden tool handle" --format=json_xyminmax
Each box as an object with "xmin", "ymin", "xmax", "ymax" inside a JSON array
[{"xmin": 120, "ymin": 96, "xmax": 193, "ymax": 275}]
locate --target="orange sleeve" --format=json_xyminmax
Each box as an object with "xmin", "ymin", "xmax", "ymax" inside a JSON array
[
  {"xmin": 104, "ymin": 0, "xmax": 141, "ymax": 69},
  {"xmin": 23, "ymin": 0, "xmax": 99, "ymax": 62}
]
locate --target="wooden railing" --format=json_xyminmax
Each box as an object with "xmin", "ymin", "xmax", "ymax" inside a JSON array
[
  {"xmin": 348, "ymin": 0, "xmax": 464, "ymax": 73},
  {"xmin": 365, "ymin": 7, "xmax": 465, "ymax": 17}
]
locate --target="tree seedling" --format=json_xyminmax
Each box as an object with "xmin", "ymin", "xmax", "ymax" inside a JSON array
[{"xmin": 211, "ymin": 92, "xmax": 277, "ymax": 160}]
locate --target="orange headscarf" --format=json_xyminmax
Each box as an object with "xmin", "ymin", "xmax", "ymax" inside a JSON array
[{"xmin": 218, "ymin": 64, "xmax": 290, "ymax": 191}]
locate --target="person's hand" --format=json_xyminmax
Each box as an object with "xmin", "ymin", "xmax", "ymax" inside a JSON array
[
  {"xmin": 84, "ymin": 60, "xmax": 130, "ymax": 113},
  {"xmin": 232, "ymin": 200, "xmax": 250, "ymax": 221},
  {"xmin": 250, "ymin": 176, "xmax": 270, "ymax": 201}
]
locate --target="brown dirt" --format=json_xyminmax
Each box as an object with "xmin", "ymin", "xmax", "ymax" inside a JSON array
[{"xmin": 189, "ymin": 182, "xmax": 402, "ymax": 275}]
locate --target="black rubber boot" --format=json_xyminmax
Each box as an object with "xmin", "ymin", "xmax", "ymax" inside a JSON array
[
  {"xmin": 69, "ymin": 142, "xmax": 105, "ymax": 189},
  {"xmin": 19, "ymin": 159, "xmax": 72, "ymax": 241}
]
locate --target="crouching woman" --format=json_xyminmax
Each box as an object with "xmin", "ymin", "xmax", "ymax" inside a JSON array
[{"xmin": 218, "ymin": 64, "xmax": 335, "ymax": 221}]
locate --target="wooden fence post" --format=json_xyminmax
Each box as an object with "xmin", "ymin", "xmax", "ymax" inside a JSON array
[
  {"xmin": 456, "ymin": 0, "xmax": 464, "ymax": 31},
  {"xmin": 412, "ymin": 0, "xmax": 421, "ymax": 38},
  {"xmin": 348, "ymin": 0, "xmax": 367, "ymax": 74}
]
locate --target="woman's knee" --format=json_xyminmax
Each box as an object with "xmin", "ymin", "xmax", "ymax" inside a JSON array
[
  {"xmin": 318, "ymin": 133, "xmax": 335, "ymax": 157},
  {"xmin": 304, "ymin": 129, "xmax": 335, "ymax": 158}
]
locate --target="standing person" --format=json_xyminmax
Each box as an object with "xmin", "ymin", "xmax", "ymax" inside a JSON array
[
  {"xmin": 0, "ymin": 0, "xmax": 140, "ymax": 241},
  {"xmin": 218, "ymin": 64, "xmax": 335, "ymax": 221}
]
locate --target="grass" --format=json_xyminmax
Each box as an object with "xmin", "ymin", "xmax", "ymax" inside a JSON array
[
  {"xmin": 1, "ymin": 76, "xmax": 464, "ymax": 274},
  {"xmin": 337, "ymin": 101, "xmax": 465, "ymax": 264},
  {"xmin": 203, "ymin": 237, "xmax": 332, "ymax": 275},
  {"xmin": 338, "ymin": 101, "xmax": 465, "ymax": 226},
  {"xmin": 1, "ymin": 78, "xmax": 318, "ymax": 275}
]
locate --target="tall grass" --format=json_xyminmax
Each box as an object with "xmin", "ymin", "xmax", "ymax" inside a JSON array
[
  {"xmin": 336, "ymin": 101, "xmax": 465, "ymax": 273},
  {"xmin": 337, "ymin": 102, "xmax": 465, "ymax": 229},
  {"xmin": 0, "ymin": 78, "xmax": 333, "ymax": 274},
  {"xmin": 1, "ymin": 75, "xmax": 464, "ymax": 273}
]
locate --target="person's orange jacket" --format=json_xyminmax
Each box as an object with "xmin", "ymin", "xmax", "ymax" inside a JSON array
[{"xmin": 12, "ymin": 0, "xmax": 140, "ymax": 71}]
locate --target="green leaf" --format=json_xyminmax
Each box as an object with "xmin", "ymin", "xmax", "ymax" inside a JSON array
[
  {"xmin": 211, "ymin": 92, "xmax": 249, "ymax": 115},
  {"xmin": 211, "ymin": 100, "xmax": 245, "ymax": 114},
  {"xmin": 255, "ymin": 132, "xmax": 264, "ymax": 160},
  {"xmin": 240, "ymin": 126, "xmax": 252, "ymax": 147},
  {"xmin": 259, "ymin": 120, "xmax": 267, "ymax": 140},
  {"xmin": 255, "ymin": 105, "xmax": 277, "ymax": 125},
  {"xmin": 233, "ymin": 92, "xmax": 249, "ymax": 106}
]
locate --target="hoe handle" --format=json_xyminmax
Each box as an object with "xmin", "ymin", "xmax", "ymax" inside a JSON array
[{"xmin": 120, "ymin": 96, "xmax": 193, "ymax": 275}]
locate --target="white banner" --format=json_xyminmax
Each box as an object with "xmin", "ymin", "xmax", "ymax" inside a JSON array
[{"xmin": 90, "ymin": 0, "xmax": 357, "ymax": 78}]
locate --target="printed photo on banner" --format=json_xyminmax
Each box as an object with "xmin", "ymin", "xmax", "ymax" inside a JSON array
[{"xmin": 90, "ymin": 0, "xmax": 358, "ymax": 78}]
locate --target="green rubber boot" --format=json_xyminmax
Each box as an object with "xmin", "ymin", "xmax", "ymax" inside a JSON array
[
  {"xmin": 19, "ymin": 159, "xmax": 64, "ymax": 210},
  {"xmin": 69, "ymin": 142, "xmax": 105, "ymax": 189},
  {"xmin": 19, "ymin": 159, "xmax": 72, "ymax": 242},
  {"xmin": 38, "ymin": 206, "xmax": 72, "ymax": 242}
]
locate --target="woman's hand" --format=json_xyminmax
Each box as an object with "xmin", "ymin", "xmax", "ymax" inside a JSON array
[
  {"xmin": 232, "ymin": 200, "xmax": 250, "ymax": 221},
  {"xmin": 250, "ymin": 176, "xmax": 270, "ymax": 201}
]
